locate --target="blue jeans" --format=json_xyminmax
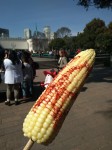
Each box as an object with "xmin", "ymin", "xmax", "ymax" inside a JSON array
[{"xmin": 21, "ymin": 80, "xmax": 33, "ymax": 97}]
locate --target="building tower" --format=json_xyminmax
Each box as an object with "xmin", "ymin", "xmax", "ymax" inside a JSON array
[
  {"xmin": 43, "ymin": 26, "xmax": 51, "ymax": 40},
  {"xmin": 24, "ymin": 28, "xmax": 31, "ymax": 39}
]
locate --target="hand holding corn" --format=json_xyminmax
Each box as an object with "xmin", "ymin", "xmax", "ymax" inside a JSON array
[{"xmin": 23, "ymin": 49, "xmax": 96, "ymax": 149}]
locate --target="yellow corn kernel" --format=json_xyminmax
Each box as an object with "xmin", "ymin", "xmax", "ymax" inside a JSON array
[{"xmin": 23, "ymin": 49, "xmax": 95, "ymax": 144}]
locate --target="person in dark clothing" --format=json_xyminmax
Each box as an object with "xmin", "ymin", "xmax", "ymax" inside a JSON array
[{"xmin": 21, "ymin": 54, "xmax": 33, "ymax": 99}]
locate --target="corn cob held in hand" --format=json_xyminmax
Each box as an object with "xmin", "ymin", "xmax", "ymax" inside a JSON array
[{"xmin": 23, "ymin": 49, "xmax": 96, "ymax": 147}]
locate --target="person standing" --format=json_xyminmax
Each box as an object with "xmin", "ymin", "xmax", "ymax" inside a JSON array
[
  {"xmin": 21, "ymin": 54, "xmax": 33, "ymax": 99},
  {"xmin": 3, "ymin": 50, "xmax": 23, "ymax": 105},
  {"xmin": 58, "ymin": 49, "xmax": 68, "ymax": 71}
]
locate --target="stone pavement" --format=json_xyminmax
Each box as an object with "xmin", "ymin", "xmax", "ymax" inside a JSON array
[{"xmin": 0, "ymin": 57, "xmax": 112, "ymax": 150}]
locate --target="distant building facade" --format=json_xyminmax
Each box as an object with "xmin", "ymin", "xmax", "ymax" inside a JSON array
[
  {"xmin": 50, "ymin": 32, "xmax": 54, "ymax": 40},
  {"xmin": 0, "ymin": 38, "xmax": 28, "ymax": 50},
  {"xmin": 33, "ymin": 31, "xmax": 45, "ymax": 39},
  {"xmin": 0, "ymin": 37, "xmax": 49, "ymax": 52},
  {"xmin": 24, "ymin": 28, "xmax": 32, "ymax": 39},
  {"xmin": 43, "ymin": 26, "xmax": 51, "ymax": 40},
  {"xmin": 43, "ymin": 26, "xmax": 54, "ymax": 40},
  {"xmin": 0, "ymin": 26, "xmax": 54, "ymax": 52},
  {"xmin": 0, "ymin": 28, "xmax": 9, "ymax": 38}
]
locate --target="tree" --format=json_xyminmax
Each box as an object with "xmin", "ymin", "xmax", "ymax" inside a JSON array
[
  {"xmin": 55, "ymin": 27, "xmax": 71, "ymax": 38},
  {"xmin": 108, "ymin": 22, "xmax": 112, "ymax": 32},
  {"xmin": 75, "ymin": 18, "xmax": 106, "ymax": 51},
  {"xmin": 95, "ymin": 32, "xmax": 112, "ymax": 53},
  {"xmin": 48, "ymin": 38, "xmax": 66, "ymax": 50},
  {"xmin": 63, "ymin": 36, "xmax": 75, "ymax": 50},
  {"xmin": 95, "ymin": 23, "xmax": 112, "ymax": 54},
  {"xmin": 84, "ymin": 18, "xmax": 106, "ymax": 33},
  {"xmin": 74, "ymin": 18, "xmax": 112, "ymax": 54},
  {"xmin": 77, "ymin": 0, "xmax": 112, "ymax": 9}
]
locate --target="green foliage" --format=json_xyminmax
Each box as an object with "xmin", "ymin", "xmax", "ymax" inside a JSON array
[
  {"xmin": 55, "ymin": 27, "xmax": 71, "ymax": 38},
  {"xmin": 77, "ymin": 0, "xmax": 112, "ymax": 9},
  {"xmin": 84, "ymin": 18, "xmax": 106, "ymax": 33},
  {"xmin": 108, "ymin": 22, "xmax": 112, "ymax": 32},
  {"xmin": 49, "ymin": 38, "xmax": 66, "ymax": 50},
  {"xmin": 49, "ymin": 36, "xmax": 76, "ymax": 51},
  {"xmin": 96, "ymin": 32, "xmax": 112, "ymax": 53},
  {"xmin": 48, "ymin": 18, "xmax": 112, "ymax": 54},
  {"xmin": 74, "ymin": 18, "xmax": 112, "ymax": 53}
]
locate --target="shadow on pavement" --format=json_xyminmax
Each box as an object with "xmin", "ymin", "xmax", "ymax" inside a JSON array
[
  {"xmin": 86, "ymin": 66, "xmax": 112, "ymax": 83},
  {"xmin": 19, "ymin": 82, "xmax": 44, "ymax": 105},
  {"xmin": 36, "ymin": 61, "xmax": 57, "ymax": 69},
  {"xmin": 95, "ymin": 98, "xmax": 112, "ymax": 119},
  {"xmin": 81, "ymin": 86, "xmax": 88, "ymax": 92},
  {"xmin": 0, "ymin": 66, "xmax": 112, "ymax": 104},
  {"xmin": 32, "ymin": 82, "xmax": 44, "ymax": 99},
  {"xmin": 0, "ymin": 91, "xmax": 6, "ymax": 103},
  {"xmin": 0, "ymin": 82, "xmax": 44, "ymax": 104},
  {"xmin": 95, "ymin": 107, "xmax": 112, "ymax": 119}
]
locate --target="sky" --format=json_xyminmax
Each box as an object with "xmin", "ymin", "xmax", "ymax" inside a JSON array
[{"xmin": 0, "ymin": 0, "xmax": 112, "ymax": 38}]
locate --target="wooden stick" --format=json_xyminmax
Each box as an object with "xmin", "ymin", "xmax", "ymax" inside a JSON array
[{"xmin": 23, "ymin": 139, "xmax": 34, "ymax": 150}]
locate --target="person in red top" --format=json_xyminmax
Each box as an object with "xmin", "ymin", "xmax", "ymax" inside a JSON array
[{"xmin": 76, "ymin": 49, "xmax": 81, "ymax": 54}]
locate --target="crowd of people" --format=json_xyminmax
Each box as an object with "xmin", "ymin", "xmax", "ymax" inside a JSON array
[
  {"xmin": 0, "ymin": 50, "xmax": 37, "ymax": 106},
  {"xmin": 0, "ymin": 48, "xmax": 76, "ymax": 106}
]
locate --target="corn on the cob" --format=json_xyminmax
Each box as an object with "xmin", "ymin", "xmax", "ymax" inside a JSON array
[{"xmin": 23, "ymin": 49, "xmax": 95, "ymax": 144}]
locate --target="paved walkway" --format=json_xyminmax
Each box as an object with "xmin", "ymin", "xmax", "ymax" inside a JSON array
[{"xmin": 0, "ymin": 58, "xmax": 112, "ymax": 150}]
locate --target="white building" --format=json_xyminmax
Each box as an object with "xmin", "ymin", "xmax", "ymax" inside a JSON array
[
  {"xmin": 0, "ymin": 38, "xmax": 29, "ymax": 50},
  {"xmin": 24, "ymin": 28, "xmax": 31, "ymax": 39},
  {"xmin": 43, "ymin": 26, "xmax": 51, "ymax": 40},
  {"xmin": 50, "ymin": 32, "xmax": 54, "ymax": 40},
  {"xmin": 0, "ymin": 26, "xmax": 53, "ymax": 52},
  {"xmin": 43, "ymin": 26, "xmax": 54, "ymax": 40}
]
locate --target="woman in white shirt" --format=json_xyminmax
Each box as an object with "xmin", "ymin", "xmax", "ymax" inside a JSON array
[{"xmin": 3, "ymin": 50, "xmax": 23, "ymax": 105}]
